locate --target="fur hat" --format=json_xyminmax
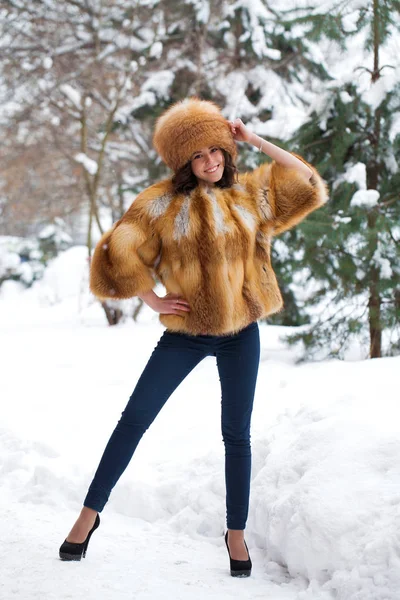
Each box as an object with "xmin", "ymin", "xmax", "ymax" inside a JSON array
[{"xmin": 153, "ymin": 98, "xmax": 237, "ymax": 172}]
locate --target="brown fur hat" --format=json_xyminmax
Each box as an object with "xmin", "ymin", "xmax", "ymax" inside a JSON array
[{"xmin": 153, "ymin": 98, "xmax": 237, "ymax": 172}]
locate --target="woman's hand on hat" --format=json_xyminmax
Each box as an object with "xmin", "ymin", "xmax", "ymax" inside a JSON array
[{"xmin": 229, "ymin": 118, "xmax": 252, "ymax": 143}]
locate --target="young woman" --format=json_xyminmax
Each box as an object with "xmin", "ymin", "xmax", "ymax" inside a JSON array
[{"xmin": 59, "ymin": 98, "xmax": 328, "ymax": 577}]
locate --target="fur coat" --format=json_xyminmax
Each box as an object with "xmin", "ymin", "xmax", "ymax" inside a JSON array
[{"xmin": 90, "ymin": 158, "xmax": 328, "ymax": 336}]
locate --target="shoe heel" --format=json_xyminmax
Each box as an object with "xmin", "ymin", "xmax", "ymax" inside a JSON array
[{"xmin": 82, "ymin": 526, "xmax": 96, "ymax": 558}]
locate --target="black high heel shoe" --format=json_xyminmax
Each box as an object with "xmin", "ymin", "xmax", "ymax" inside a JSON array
[
  {"xmin": 59, "ymin": 513, "xmax": 100, "ymax": 561},
  {"xmin": 224, "ymin": 531, "xmax": 252, "ymax": 577}
]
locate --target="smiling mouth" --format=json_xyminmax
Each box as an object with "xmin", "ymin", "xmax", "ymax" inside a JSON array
[{"xmin": 204, "ymin": 164, "xmax": 220, "ymax": 174}]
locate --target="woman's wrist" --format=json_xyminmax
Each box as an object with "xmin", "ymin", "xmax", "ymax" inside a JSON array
[
  {"xmin": 138, "ymin": 289, "xmax": 158, "ymax": 309},
  {"xmin": 249, "ymin": 133, "xmax": 263, "ymax": 151}
]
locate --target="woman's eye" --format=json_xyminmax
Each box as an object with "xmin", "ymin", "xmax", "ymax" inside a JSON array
[
  {"xmin": 211, "ymin": 148, "xmax": 217, "ymax": 153},
  {"xmin": 194, "ymin": 154, "xmax": 201, "ymax": 160}
]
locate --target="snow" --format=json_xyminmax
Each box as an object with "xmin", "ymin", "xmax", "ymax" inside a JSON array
[
  {"xmin": 351, "ymin": 189, "xmax": 380, "ymax": 209},
  {"xmin": 264, "ymin": 48, "xmax": 282, "ymax": 60},
  {"xmin": 363, "ymin": 78, "xmax": 387, "ymax": 111},
  {"xmin": 389, "ymin": 112, "xmax": 400, "ymax": 143},
  {"xmin": 1, "ymin": 248, "xmax": 400, "ymax": 600},
  {"xmin": 363, "ymin": 67, "xmax": 400, "ymax": 111},
  {"xmin": 333, "ymin": 162, "xmax": 367, "ymax": 191},
  {"xmin": 0, "ymin": 246, "xmax": 20, "ymax": 276},
  {"xmin": 339, "ymin": 91, "xmax": 352, "ymax": 104},
  {"xmin": 231, "ymin": 0, "xmax": 272, "ymax": 21},
  {"xmin": 0, "ymin": 236, "xmax": 43, "ymax": 284},
  {"xmin": 334, "ymin": 215, "xmax": 352, "ymax": 225},
  {"xmin": 43, "ymin": 57, "xmax": 53, "ymax": 69},
  {"xmin": 36, "ymin": 246, "xmax": 89, "ymax": 304},
  {"xmin": 187, "ymin": 0, "xmax": 210, "ymax": 24},
  {"xmin": 221, "ymin": 66, "xmax": 307, "ymax": 139},
  {"xmin": 38, "ymin": 223, "xmax": 72, "ymax": 245},
  {"xmin": 373, "ymin": 247, "xmax": 392, "ymax": 279},
  {"xmin": 385, "ymin": 151, "xmax": 398, "ymax": 174},
  {"xmin": 60, "ymin": 84, "xmax": 82, "ymax": 110},
  {"xmin": 116, "ymin": 88, "xmax": 158, "ymax": 123},
  {"xmin": 75, "ymin": 153, "xmax": 98, "ymax": 175},
  {"xmin": 142, "ymin": 70, "xmax": 174, "ymax": 100},
  {"xmin": 341, "ymin": 10, "xmax": 360, "ymax": 33},
  {"xmin": 17, "ymin": 260, "xmax": 35, "ymax": 285},
  {"xmin": 149, "ymin": 41, "xmax": 163, "ymax": 59}
]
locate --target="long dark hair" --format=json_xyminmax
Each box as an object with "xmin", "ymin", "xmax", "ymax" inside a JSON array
[{"xmin": 171, "ymin": 149, "xmax": 238, "ymax": 195}]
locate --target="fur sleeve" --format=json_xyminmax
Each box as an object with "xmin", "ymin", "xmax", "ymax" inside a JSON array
[
  {"xmin": 89, "ymin": 186, "xmax": 163, "ymax": 300},
  {"xmin": 247, "ymin": 155, "xmax": 328, "ymax": 236}
]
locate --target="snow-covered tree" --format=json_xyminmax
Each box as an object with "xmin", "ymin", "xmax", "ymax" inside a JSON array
[
  {"xmin": 0, "ymin": 217, "xmax": 74, "ymax": 289},
  {"xmin": 284, "ymin": 0, "xmax": 400, "ymax": 359},
  {"xmin": 0, "ymin": 1, "xmax": 164, "ymax": 247},
  {"xmin": 37, "ymin": 218, "xmax": 73, "ymax": 262}
]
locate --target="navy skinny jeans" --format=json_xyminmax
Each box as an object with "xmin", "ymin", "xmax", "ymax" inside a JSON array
[{"xmin": 84, "ymin": 321, "xmax": 260, "ymax": 530}]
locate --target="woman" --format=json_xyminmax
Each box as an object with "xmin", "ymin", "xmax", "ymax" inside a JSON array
[{"xmin": 59, "ymin": 98, "xmax": 328, "ymax": 577}]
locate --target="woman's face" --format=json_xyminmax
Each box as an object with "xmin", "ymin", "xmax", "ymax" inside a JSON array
[{"xmin": 190, "ymin": 146, "xmax": 225, "ymax": 185}]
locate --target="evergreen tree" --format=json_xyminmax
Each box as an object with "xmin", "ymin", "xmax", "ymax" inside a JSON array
[{"xmin": 283, "ymin": 0, "xmax": 400, "ymax": 359}]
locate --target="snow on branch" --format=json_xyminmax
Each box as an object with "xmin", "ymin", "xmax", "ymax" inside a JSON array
[
  {"xmin": 60, "ymin": 84, "xmax": 82, "ymax": 110},
  {"xmin": 350, "ymin": 190, "xmax": 380, "ymax": 209},
  {"xmin": 74, "ymin": 153, "xmax": 98, "ymax": 175}
]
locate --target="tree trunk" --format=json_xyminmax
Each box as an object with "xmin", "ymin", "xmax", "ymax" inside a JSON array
[
  {"xmin": 133, "ymin": 298, "xmax": 144, "ymax": 321},
  {"xmin": 367, "ymin": 212, "xmax": 382, "ymax": 359},
  {"xmin": 101, "ymin": 301, "xmax": 123, "ymax": 326},
  {"xmin": 367, "ymin": 0, "xmax": 382, "ymax": 358}
]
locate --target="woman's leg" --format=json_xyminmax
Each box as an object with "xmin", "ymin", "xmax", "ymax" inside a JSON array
[
  {"xmin": 84, "ymin": 331, "xmax": 209, "ymax": 510},
  {"xmin": 66, "ymin": 330, "xmax": 208, "ymax": 542},
  {"xmin": 215, "ymin": 322, "xmax": 260, "ymax": 556}
]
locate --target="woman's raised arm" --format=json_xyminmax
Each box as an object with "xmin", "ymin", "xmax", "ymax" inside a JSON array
[
  {"xmin": 229, "ymin": 118, "xmax": 313, "ymax": 180},
  {"xmin": 229, "ymin": 118, "xmax": 328, "ymax": 234}
]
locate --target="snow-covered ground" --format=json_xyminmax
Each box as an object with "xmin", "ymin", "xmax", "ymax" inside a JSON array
[{"xmin": 1, "ymin": 248, "xmax": 399, "ymax": 600}]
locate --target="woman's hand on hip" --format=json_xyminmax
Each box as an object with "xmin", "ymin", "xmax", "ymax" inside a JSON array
[{"xmin": 148, "ymin": 292, "xmax": 191, "ymax": 315}]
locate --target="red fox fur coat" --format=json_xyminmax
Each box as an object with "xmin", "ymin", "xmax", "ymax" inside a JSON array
[{"xmin": 90, "ymin": 158, "xmax": 328, "ymax": 335}]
